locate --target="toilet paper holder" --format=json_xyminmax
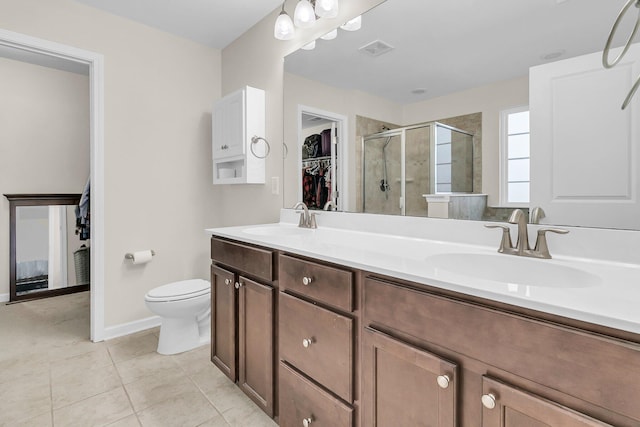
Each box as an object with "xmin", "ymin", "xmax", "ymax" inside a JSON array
[{"xmin": 124, "ymin": 250, "xmax": 156, "ymax": 260}]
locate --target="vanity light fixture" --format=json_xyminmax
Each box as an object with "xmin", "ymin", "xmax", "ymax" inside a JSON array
[
  {"xmin": 320, "ymin": 28, "xmax": 338, "ymax": 40},
  {"xmin": 294, "ymin": 0, "xmax": 317, "ymax": 28},
  {"xmin": 340, "ymin": 15, "xmax": 362, "ymax": 31},
  {"xmin": 315, "ymin": 0, "xmax": 339, "ymax": 18},
  {"xmin": 301, "ymin": 40, "xmax": 316, "ymax": 50},
  {"xmin": 274, "ymin": 3, "xmax": 295, "ymax": 40}
]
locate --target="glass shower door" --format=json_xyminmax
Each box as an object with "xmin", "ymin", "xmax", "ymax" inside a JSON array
[{"xmin": 363, "ymin": 133, "xmax": 403, "ymax": 215}]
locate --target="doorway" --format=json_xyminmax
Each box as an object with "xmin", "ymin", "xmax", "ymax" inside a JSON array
[
  {"xmin": 297, "ymin": 105, "xmax": 348, "ymax": 211},
  {"xmin": 0, "ymin": 28, "xmax": 105, "ymax": 341}
]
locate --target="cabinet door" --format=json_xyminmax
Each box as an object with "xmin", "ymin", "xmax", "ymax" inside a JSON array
[
  {"xmin": 481, "ymin": 376, "xmax": 612, "ymax": 427},
  {"xmin": 238, "ymin": 276, "xmax": 274, "ymax": 417},
  {"xmin": 211, "ymin": 265, "xmax": 237, "ymax": 381},
  {"xmin": 362, "ymin": 327, "xmax": 457, "ymax": 427},
  {"xmin": 213, "ymin": 88, "xmax": 245, "ymax": 159}
]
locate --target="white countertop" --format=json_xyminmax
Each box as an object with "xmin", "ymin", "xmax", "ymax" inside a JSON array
[{"xmin": 207, "ymin": 210, "xmax": 640, "ymax": 335}]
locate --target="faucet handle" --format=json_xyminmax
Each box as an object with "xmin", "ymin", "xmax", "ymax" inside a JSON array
[
  {"xmin": 534, "ymin": 228, "xmax": 569, "ymax": 259},
  {"xmin": 485, "ymin": 224, "xmax": 513, "ymax": 253},
  {"xmin": 308, "ymin": 213, "xmax": 318, "ymax": 229}
]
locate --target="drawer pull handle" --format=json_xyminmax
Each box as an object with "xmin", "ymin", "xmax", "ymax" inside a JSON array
[
  {"xmin": 481, "ymin": 393, "xmax": 497, "ymax": 409},
  {"xmin": 302, "ymin": 417, "xmax": 313, "ymax": 427},
  {"xmin": 436, "ymin": 375, "xmax": 450, "ymax": 389},
  {"xmin": 302, "ymin": 276, "xmax": 313, "ymax": 286},
  {"xmin": 224, "ymin": 278, "xmax": 231, "ymax": 285},
  {"xmin": 234, "ymin": 282, "xmax": 243, "ymax": 289},
  {"xmin": 302, "ymin": 338, "xmax": 314, "ymax": 348}
]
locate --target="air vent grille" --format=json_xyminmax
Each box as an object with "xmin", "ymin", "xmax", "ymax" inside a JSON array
[{"xmin": 359, "ymin": 40, "xmax": 394, "ymax": 57}]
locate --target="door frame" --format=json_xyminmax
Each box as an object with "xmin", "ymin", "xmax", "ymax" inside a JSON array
[
  {"xmin": 0, "ymin": 28, "xmax": 106, "ymax": 342},
  {"xmin": 297, "ymin": 105, "xmax": 348, "ymax": 211}
]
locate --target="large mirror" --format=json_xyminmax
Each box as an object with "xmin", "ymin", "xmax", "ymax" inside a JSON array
[
  {"xmin": 283, "ymin": 0, "xmax": 635, "ymax": 228},
  {"xmin": 6, "ymin": 194, "xmax": 89, "ymax": 302}
]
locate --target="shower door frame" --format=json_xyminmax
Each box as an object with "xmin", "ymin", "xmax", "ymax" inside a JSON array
[{"xmin": 361, "ymin": 122, "xmax": 475, "ymax": 215}]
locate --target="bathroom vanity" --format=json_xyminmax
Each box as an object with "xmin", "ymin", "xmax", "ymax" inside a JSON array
[{"xmin": 208, "ymin": 211, "xmax": 640, "ymax": 426}]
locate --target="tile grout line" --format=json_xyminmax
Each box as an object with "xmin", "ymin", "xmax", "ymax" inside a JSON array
[
  {"xmin": 49, "ymin": 360, "xmax": 55, "ymax": 426},
  {"xmin": 183, "ymin": 364, "xmax": 230, "ymax": 426},
  {"xmin": 107, "ymin": 344, "xmax": 143, "ymax": 426}
]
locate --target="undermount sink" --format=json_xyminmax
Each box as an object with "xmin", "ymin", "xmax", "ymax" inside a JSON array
[
  {"xmin": 425, "ymin": 253, "xmax": 601, "ymax": 288},
  {"xmin": 242, "ymin": 225, "xmax": 314, "ymax": 237}
]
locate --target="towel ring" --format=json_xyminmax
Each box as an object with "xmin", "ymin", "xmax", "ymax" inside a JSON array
[
  {"xmin": 603, "ymin": 0, "xmax": 640, "ymax": 69},
  {"xmin": 283, "ymin": 142, "xmax": 289, "ymax": 159},
  {"xmin": 250, "ymin": 136, "xmax": 270, "ymax": 159}
]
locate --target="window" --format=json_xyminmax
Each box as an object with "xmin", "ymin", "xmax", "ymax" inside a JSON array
[
  {"xmin": 435, "ymin": 126, "xmax": 452, "ymax": 193},
  {"xmin": 501, "ymin": 107, "xmax": 530, "ymax": 205}
]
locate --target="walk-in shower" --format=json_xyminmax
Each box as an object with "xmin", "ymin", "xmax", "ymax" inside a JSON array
[{"xmin": 362, "ymin": 121, "xmax": 474, "ymax": 216}]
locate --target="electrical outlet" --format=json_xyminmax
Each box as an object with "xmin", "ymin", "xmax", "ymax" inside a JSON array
[{"xmin": 271, "ymin": 176, "xmax": 280, "ymax": 195}]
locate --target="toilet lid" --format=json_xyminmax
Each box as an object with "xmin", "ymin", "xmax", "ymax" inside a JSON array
[{"xmin": 146, "ymin": 279, "xmax": 210, "ymax": 301}]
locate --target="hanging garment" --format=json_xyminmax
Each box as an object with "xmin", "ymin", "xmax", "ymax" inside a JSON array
[{"xmin": 75, "ymin": 177, "xmax": 90, "ymax": 240}]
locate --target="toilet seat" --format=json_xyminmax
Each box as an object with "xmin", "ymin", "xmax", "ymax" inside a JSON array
[{"xmin": 145, "ymin": 279, "xmax": 210, "ymax": 302}]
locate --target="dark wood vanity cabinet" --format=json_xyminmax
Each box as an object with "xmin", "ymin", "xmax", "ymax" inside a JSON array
[
  {"xmin": 363, "ymin": 276, "xmax": 640, "ymax": 427},
  {"xmin": 209, "ymin": 235, "xmax": 640, "ymax": 426},
  {"xmin": 481, "ymin": 376, "xmax": 611, "ymax": 427},
  {"xmin": 278, "ymin": 254, "xmax": 357, "ymax": 427},
  {"xmin": 210, "ymin": 237, "xmax": 276, "ymax": 417},
  {"xmin": 361, "ymin": 326, "xmax": 457, "ymax": 427}
]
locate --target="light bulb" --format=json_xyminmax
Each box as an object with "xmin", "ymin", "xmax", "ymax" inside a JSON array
[
  {"xmin": 315, "ymin": 0, "xmax": 339, "ymax": 19},
  {"xmin": 340, "ymin": 15, "xmax": 362, "ymax": 32},
  {"xmin": 301, "ymin": 40, "xmax": 316, "ymax": 50},
  {"xmin": 320, "ymin": 29, "xmax": 338, "ymax": 40},
  {"xmin": 274, "ymin": 9, "xmax": 295, "ymax": 40},
  {"xmin": 294, "ymin": 0, "xmax": 316, "ymax": 28}
]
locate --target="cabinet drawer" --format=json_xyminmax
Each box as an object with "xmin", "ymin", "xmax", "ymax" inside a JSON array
[
  {"xmin": 279, "ymin": 254, "xmax": 353, "ymax": 312},
  {"xmin": 279, "ymin": 362, "xmax": 352, "ymax": 427},
  {"xmin": 279, "ymin": 292, "xmax": 353, "ymax": 402},
  {"xmin": 364, "ymin": 277, "xmax": 640, "ymax": 421},
  {"xmin": 211, "ymin": 237, "xmax": 273, "ymax": 282}
]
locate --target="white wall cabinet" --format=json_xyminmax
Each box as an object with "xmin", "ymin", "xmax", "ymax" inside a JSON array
[
  {"xmin": 530, "ymin": 44, "xmax": 640, "ymax": 229},
  {"xmin": 212, "ymin": 86, "xmax": 266, "ymax": 184}
]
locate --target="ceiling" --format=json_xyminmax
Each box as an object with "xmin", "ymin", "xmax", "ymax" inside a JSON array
[
  {"xmin": 74, "ymin": 0, "xmax": 283, "ymax": 49},
  {"xmin": 285, "ymin": 0, "xmax": 633, "ymax": 104}
]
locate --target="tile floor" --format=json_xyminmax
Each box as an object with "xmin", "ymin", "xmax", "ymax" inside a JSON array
[{"xmin": 0, "ymin": 291, "xmax": 277, "ymax": 427}]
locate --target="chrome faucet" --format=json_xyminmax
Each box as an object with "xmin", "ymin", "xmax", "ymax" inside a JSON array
[
  {"xmin": 508, "ymin": 209, "xmax": 530, "ymax": 255},
  {"xmin": 485, "ymin": 209, "xmax": 568, "ymax": 259},
  {"xmin": 292, "ymin": 202, "xmax": 317, "ymax": 229},
  {"xmin": 529, "ymin": 206, "xmax": 545, "ymax": 224},
  {"xmin": 323, "ymin": 200, "xmax": 336, "ymax": 211}
]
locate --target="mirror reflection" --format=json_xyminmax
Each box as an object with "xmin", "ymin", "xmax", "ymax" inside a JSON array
[
  {"xmin": 7, "ymin": 194, "xmax": 90, "ymax": 301},
  {"xmin": 283, "ymin": 0, "xmax": 634, "ymax": 227}
]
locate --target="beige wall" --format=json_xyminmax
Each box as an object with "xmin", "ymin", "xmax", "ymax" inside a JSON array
[
  {"xmin": 0, "ymin": 57, "xmax": 89, "ymax": 297},
  {"xmin": 402, "ymin": 76, "xmax": 529, "ymax": 206},
  {"xmin": 1, "ymin": 0, "xmax": 221, "ymax": 327}
]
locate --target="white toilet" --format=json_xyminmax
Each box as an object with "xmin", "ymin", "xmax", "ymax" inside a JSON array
[{"xmin": 144, "ymin": 279, "xmax": 211, "ymax": 355}]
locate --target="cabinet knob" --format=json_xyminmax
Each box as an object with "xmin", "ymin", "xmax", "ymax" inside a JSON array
[
  {"xmin": 481, "ymin": 393, "xmax": 497, "ymax": 409},
  {"xmin": 234, "ymin": 282, "xmax": 243, "ymax": 289},
  {"xmin": 436, "ymin": 375, "xmax": 450, "ymax": 389},
  {"xmin": 302, "ymin": 276, "xmax": 313, "ymax": 286},
  {"xmin": 302, "ymin": 338, "xmax": 314, "ymax": 348},
  {"xmin": 224, "ymin": 278, "xmax": 231, "ymax": 285},
  {"xmin": 302, "ymin": 417, "xmax": 313, "ymax": 427}
]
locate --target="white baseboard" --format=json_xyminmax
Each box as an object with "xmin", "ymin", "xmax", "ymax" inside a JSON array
[
  {"xmin": 103, "ymin": 315, "xmax": 161, "ymax": 341},
  {"xmin": 0, "ymin": 293, "xmax": 9, "ymax": 303}
]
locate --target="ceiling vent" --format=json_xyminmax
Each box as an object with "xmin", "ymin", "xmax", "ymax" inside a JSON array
[{"xmin": 359, "ymin": 40, "xmax": 394, "ymax": 57}]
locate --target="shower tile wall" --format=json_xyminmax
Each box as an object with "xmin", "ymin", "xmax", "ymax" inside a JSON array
[
  {"xmin": 405, "ymin": 126, "xmax": 430, "ymax": 217},
  {"xmin": 363, "ymin": 135, "xmax": 402, "ymax": 215},
  {"xmin": 355, "ymin": 115, "xmax": 400, "ymax": 212}
]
